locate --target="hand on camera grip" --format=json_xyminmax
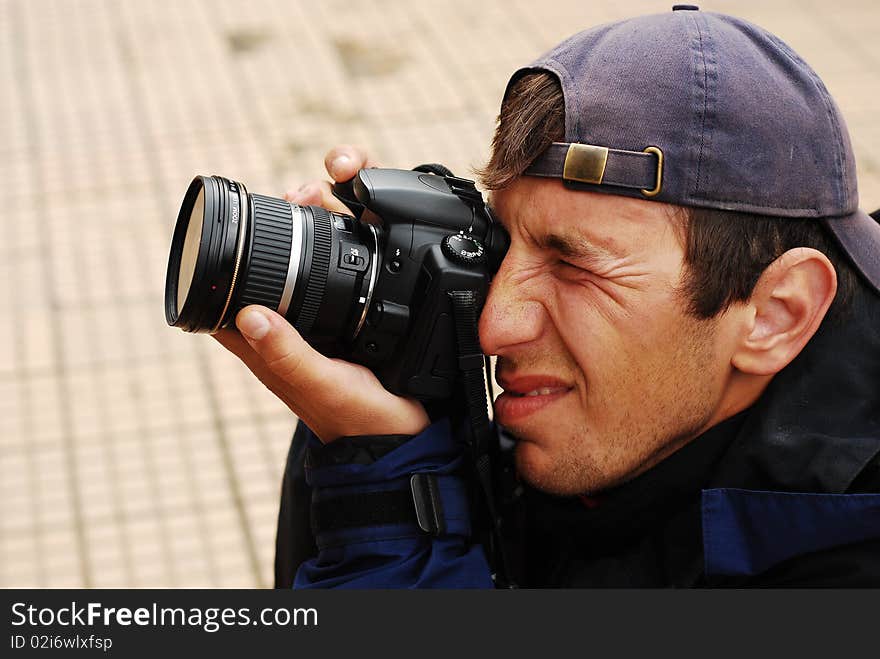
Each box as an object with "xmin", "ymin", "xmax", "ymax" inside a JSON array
[{"xmin": 216, "ymin": 305, "xmax": 429, "ymax": 443}]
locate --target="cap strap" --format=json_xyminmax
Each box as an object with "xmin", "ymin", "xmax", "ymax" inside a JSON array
[{"xmin": 526, "ymin": 142, "xmax": 663, "ymax": 196}]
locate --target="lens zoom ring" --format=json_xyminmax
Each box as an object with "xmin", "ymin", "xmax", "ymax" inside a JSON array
[
  {"xmin": 295, "ymin": 206, "xmax": 332, "ymax": 336},
  {"xmin": 239, "ymin": 194, "xmax": 292, "ymax": 311}
]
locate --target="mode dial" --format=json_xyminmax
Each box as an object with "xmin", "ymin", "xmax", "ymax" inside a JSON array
[{"xmin": 442, "ymin": 233, "xmax": 486, "ymax": 266}]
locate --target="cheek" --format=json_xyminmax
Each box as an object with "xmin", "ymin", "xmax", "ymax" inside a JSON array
[
  {"xmin": 548, "ymin": 285, "xmax": 692, "ymax": 407},
  {"xmin": 554, "ymin": 280, "xmax": 677, "ymax": 347},
  {"xmin": 548, "ymin": 283, "xmax": 624, "ymax": 360}
]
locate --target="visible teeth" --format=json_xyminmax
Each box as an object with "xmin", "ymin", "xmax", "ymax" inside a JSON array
[{"xmin": 525, "ymin": 388, "xmax": 554, "ymax": 397}]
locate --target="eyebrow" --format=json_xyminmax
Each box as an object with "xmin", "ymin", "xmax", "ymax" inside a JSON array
[
  {"xmin": 539, "ymin": 231, "xmax": 622, "ymax": 264},
  {"xmin": 488, "ymin": 202, "xmax": 622, "ymax": 263}
]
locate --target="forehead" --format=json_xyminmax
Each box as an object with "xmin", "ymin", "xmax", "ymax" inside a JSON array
[{"xmin": 490, "ymin": 178, "xmax": 683, "ymax": 256}]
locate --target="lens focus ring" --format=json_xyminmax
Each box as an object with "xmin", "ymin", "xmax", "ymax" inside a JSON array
[
  {"xmin": 238, "ymin": 194, "xmax": 292, "ymax": 312},
  {"xmin": 295, "ymin": 206, "xmax": 332, "ymax": 336}
]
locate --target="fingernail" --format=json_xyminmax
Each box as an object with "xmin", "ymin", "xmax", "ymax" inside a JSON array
[
  {"xmin": 329, "ymin": 155, "xmax": 351, "ymax": 179},
  {"xmin": 237, "ymin": 308, "xmax": 270, "ymax": 340}
]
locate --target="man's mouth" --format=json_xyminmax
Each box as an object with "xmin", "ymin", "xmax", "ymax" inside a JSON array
[
  {"xmin": 497, "ymin": 373, "xmax": 573, "ymax": 396},
  {"xmin": 494, "ymin": 375, "xmax": 574, "ymax": 424},
  {"xmin": 507, "ymin": 386, "xmax": 570, "ymax": 398}
]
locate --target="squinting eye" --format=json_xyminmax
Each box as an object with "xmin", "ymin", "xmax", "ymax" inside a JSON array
[{"xmin": 555, "ymin": 260, "xmax": 596, "ymax": 280}]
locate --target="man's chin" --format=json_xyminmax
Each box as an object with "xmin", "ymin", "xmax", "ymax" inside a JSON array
[{"xmin": 513, "ymin": 441, "xmax": 595, "ymax": 497}]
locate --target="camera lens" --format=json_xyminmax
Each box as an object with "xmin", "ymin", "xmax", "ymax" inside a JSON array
[{"xmin": 165, "ymin": 175, "xmax": 379, "ymax": 345}]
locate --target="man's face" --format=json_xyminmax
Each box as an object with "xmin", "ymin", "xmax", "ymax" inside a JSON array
[{"xmin": 480, "ymin": 177, "xmax": 736, "ymax": 496}]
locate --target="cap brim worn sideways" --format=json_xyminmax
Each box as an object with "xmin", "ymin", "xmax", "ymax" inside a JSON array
[{"xmin": 823, "ymin": 208, "xmax": 880, "ymax": 296}]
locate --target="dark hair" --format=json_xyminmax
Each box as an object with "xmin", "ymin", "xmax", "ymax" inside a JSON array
[{"xmin": 477, "ymin": 72, "xmax": 856, "ymax": 320}]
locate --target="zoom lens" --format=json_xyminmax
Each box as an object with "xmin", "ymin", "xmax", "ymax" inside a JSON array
[{"xmin": 165, "ymin": 175, "xmax": 379, "ymax": 345}]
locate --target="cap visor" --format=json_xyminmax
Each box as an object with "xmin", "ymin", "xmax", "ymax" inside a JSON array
[{"xmin": 823, "ymin": 208, "xmax": 880, "ymax": 296}]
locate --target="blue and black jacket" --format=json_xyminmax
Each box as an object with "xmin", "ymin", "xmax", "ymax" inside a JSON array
[{"xmin": 274, "ymin": 280, "xmax": 880, "ymax": 588}]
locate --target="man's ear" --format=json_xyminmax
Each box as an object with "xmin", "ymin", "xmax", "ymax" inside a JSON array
[{"xmin": 731, "ymin": 248, "xmax": 837, "ymax": 376}]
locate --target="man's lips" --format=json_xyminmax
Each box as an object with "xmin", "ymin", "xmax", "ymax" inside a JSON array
[
  {"xmin": 494, "ymin": 375, "xmax": 573, "ymax": 424},
  {"xmin": 497, "ymin": 374, "xmax": 572, "ymax": 396}
]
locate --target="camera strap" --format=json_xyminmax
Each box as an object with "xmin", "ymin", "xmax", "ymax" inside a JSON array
[{"xmin": 449, "ymin": 290, "xmax": 516, "ymax": 588}]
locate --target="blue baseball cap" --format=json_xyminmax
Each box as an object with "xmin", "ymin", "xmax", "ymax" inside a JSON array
[{"xmin": 514, "ymin": 5, "xmax": 880, "ymax": 295}]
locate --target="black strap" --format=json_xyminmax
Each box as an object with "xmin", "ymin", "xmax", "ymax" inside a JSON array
[
  {"xmin": 313, "ymin": 489, "xmax": 419, "ymax": 533},
  {"xmin": 274, "ymin": 422, "xmax": 316, "ymax": 588},
  {"xmin": 311, "ymin": 474, "xmax": 447, "ymax": 537},
  {"xmin": 449, "ymin": 290, "xmax": 516, "ymax": 587},
  {"xmin": 413, "ymin": 163, "xmax": 455, "ymax": 177},
  {"xmin": 308, "ymin": 434, "xmax": 412, "ymax": 468}
]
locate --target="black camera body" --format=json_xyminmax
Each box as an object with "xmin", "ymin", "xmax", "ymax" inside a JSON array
[
  {"xmin": 165, "ymin": 167, "xmax": 508, "ymax": 401},
  {"xmin": 334, "ymin": 168, "xmax": 507, "ymax": 399}
]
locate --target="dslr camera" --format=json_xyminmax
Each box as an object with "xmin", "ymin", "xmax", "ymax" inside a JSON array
[{"xmin": 164, "ymin": 168, "xmax": 509, "ymax": 399}]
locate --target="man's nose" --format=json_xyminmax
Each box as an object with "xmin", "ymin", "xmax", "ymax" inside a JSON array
[{"xmin": 478, "ymin": 262, "xmax": 544, "ymax": 356}]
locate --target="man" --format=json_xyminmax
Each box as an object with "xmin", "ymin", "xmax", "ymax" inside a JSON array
[{"xmin": 217, "ymin": 7, "xmax": 880, "ymax": 586}]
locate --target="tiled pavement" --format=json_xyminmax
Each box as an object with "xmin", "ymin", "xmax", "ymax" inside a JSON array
[{"xmin": 2, "ymin": 0, "xmax": 878, "ymax": 587}]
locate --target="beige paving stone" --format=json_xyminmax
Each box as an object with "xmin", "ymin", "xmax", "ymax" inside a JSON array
[{"xmin": 0, "ymin": 383, "xmax": 25, "ymax": 446}]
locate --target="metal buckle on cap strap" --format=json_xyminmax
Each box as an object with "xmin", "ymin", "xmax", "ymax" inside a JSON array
[
  {"xmin": 562, "ymin": 143, "xmax": 609, "ymax": 185},
  {"xmin": 641, "ymin": 146, "xmax": 663, "ymax": 197},
  {"xmin": 530, "ymin": 142, "xmax": 662, "ymax": 194}
]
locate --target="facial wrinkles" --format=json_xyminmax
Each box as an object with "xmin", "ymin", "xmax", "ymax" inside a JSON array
[
  {"xmin": 502, "ymin": 223, "xmax": 615, "ymax": 318},
  {"xmin": 522, "ymin": 203, "xmax": 663, "ymax": 310},
  {"xmin": 487, "ymin": 179, "xmax": 729, "ymax": 495},
  {"xmin": 583, "ymin": 258, "xmax": 652, "ymax": 285},
  {"xmin": 551, "ymin": 247, "xmax": 662, "ymax": 338},
  {"xmin": 500, "ymin": 185, "xmax": 688, "ymax": 349},
  {"xmin": 555, "ymin": 266, "xmax": 643, "ymax": 322},
  {"xmin": 584, "ymin": 232, "xmax": 684, "ymax": 324},
  {"xmin": 549, "ymin": 243, "xmax": 652, "ymax": 309},
  {"xmin": 491, "ymin": 189, "xmax": 656, "ymax": 381}
]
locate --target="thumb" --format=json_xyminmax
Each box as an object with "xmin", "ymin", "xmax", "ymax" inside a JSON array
[
  {"xmin": 324, "ymin": 144, "xmax": 372, "ymax": 181},
  {"xmin": 235, "ymin": 305, "xmax": 329, "ymax": 391},
  {"xmin": 234, "ymin": 305, "xmax": 430, "ymax": 441}
]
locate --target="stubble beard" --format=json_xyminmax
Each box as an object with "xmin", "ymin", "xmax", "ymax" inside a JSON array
[{"xmin": 512, "ymin": 314, "xmax": 721, "ymax": 497}]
